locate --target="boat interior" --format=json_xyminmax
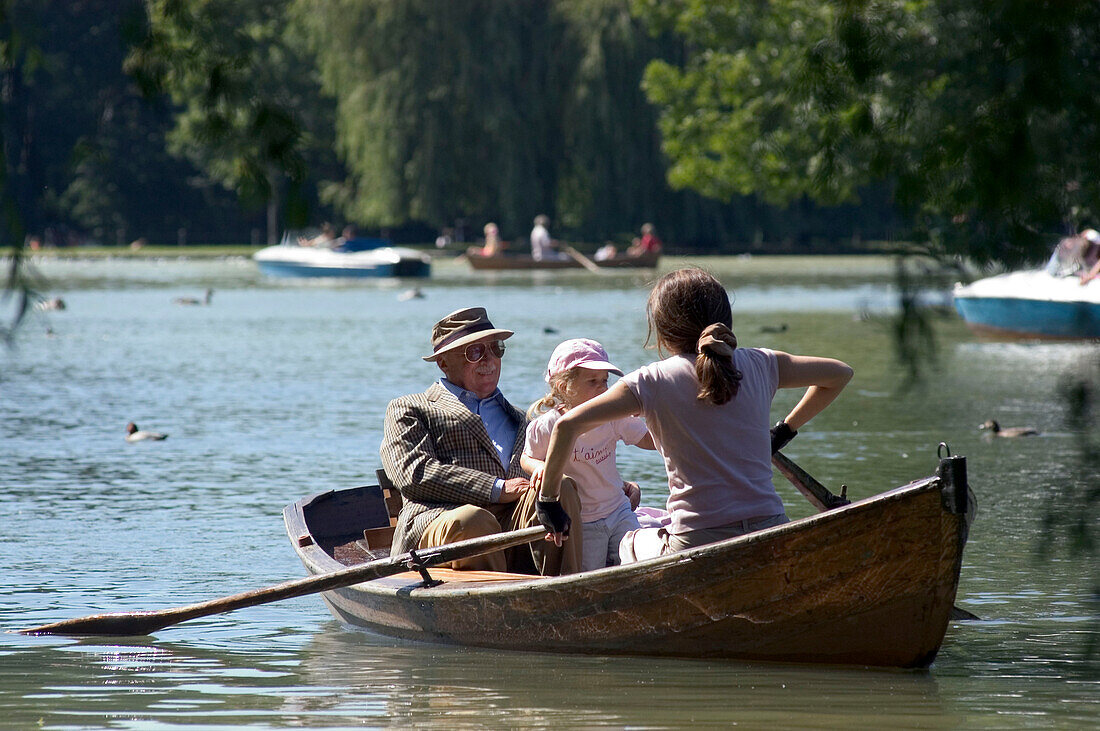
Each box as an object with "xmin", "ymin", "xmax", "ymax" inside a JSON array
[{"xmin": 303, "ymin": 471, "xmax": 539, "ymax": 586}]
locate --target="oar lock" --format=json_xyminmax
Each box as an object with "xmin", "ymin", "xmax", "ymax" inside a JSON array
[{"xmin": 406, "ymin": 549, "xmax": 443, "ymax": 587}]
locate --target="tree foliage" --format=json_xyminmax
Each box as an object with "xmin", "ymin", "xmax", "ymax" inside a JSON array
[
  {"xmin": 633, "ymin": 0, "xmax": 1100, "ymax": 265},
  {"xmin": 127, "ymin": 0, "xmax": 337, "ymax": 242},
  {"xmin": 295, "ymin": 0, "xmax": 779, "ymax": 244}
]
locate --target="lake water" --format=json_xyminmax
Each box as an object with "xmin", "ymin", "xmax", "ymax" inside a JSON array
[{"xmin": 2, "ymin": 254, "xmax": 1097, "ymax": 729}]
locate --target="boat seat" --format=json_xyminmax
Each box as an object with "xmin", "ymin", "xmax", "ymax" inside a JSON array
[
  {"xmin": 376, "ymin": 468, "xmax": 404, "ymax": 517},
  {"xmin": 359, "ymin": 469, "xmax": 403, "ymax": 550}
]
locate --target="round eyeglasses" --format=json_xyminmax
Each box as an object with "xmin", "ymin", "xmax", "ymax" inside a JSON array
[{"xmin": 463, "ymin": 339, "xmax": 506, "ymax": 363}]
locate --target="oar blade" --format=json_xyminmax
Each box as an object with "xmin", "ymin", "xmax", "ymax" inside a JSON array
[
  {"xmin": 18, "ymin": 611, "xmax": 172, "ymax": 637},
  {"xmin": 17, "ymin": 525, "xmax": 548, "ymax": 637}
]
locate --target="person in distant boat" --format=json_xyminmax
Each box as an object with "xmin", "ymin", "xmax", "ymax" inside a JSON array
[
  {"xmin": 626, "ymin": 223, "xmax": 663, "ymax": 258},
  {"xmin": 530, "ymin": 214, "xmax": 566, "ymax": 261},
  {"xmin": 467, "ymin": 222, "xmax": 505, "ymax": 258},
  {"xmin": 594, "ymin": 243, "xmax": 618, "ymax": 261},
  {"xmin": 1047, "ymin": 228, "xmax": 1100, "ymax": 280},
  {"xmin": 523, "ymin": 338, "xmax": 657, "ymax": 572},
  {"xmin": 298, "ymin": 222, "xmax": 337, "ymax": 248},
  {"xmin": 531, "ymin": 267, "xmax": 853, "ymax": 563},
  {"xmin": 435, "ymin": 227, "xmax": 454, "ymax": 249},
  {"xmin": 380, "ymin": 307, "xmax": 583, "ymax": 575},
  {"xmin": 1078, "ymin": 228, "xmax": 1100, "ymax": 284}
]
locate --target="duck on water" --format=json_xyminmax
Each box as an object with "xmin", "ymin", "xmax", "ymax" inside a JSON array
[
  {"xmin": 979, "ymin": 419, "xmax": 1039, "ymax": 437},
  {"xmin": 126, "ymin": 422, "xmax": 167, "ymax": 442}
]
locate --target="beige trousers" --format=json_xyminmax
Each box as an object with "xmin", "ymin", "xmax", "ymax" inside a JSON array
[{"xmin": 418, "ymin": 480, "xmax": 583, "ymax": 575}]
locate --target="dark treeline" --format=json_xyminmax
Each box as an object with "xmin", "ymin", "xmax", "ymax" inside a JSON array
[{"xmin": 2, "ymin": 0, "xmax": 901, "ymax": 250}]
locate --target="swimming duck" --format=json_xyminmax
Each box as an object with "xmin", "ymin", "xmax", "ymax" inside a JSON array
[
  {"xmin": 979, "ymin": 419, "xmax": 1039, "ymax": 437},
  {"xmin": 758, "ymin": 323, "xmax": 788, "ymax": 334},
  {"xmin": 35, "ymin": 297, "xmax": 66, "ymax": 311},
  {"xmin": 126, "ymin": 422, "xmax": 168, "ymax": 442},
  {"xmin": 174, "ymin": 288, "xmax": 213, "ymax": 306}
]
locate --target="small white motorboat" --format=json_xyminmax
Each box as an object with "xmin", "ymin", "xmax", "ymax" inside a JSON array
[
  {"xmin": 953, "ymin": 269, "xmax": 1100, "ymax": 339},
  {"xmin": 254, "ymin": 234, "xmax": 431, "ymax": 279}
]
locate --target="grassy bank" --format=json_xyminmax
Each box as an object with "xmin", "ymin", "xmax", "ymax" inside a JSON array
[{"xmin": 20, "ymin": 245, "xmax": 263, "ymax": 259}]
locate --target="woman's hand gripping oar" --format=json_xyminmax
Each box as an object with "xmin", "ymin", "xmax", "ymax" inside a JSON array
[{"xmin": 17, "ymin": 526, "xmax": 546, "ymax": 637}]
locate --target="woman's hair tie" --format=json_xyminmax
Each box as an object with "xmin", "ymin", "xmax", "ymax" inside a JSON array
[{"xmin": 696, "ymin": 323, "xmax": 737, "ymax": 358}]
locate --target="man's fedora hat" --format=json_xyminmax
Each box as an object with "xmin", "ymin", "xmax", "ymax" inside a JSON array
[{"xmin": 423, "ymin": 307, "xmax": 514, "ymax": 361}]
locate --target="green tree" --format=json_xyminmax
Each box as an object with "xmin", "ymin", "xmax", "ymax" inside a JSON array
[
  {"xmin": 633, "ymin": 0, "xmax": 1100, "ymax": 265},
  {"xmin": 127, "ymin": 0, "xmax": 336, "ymax": 243},
  {"xmin": 295, "ymin": 0, "xmax": 559, "ymax": 236}
]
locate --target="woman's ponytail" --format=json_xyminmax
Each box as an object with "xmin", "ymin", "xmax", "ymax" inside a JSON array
[{"xmin": 695, "ymin": 323, "xmax": 742, "ymax": 405}]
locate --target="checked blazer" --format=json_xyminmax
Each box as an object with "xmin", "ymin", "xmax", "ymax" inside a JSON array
[{"xmin": 380, "ymin": 381, "xmax": 530, "ymax": 553}]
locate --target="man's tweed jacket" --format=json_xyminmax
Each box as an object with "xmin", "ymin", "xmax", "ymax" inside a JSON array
[{"xmin": 380, "ymin": 381, "xmax": 530, "ymax": 553}]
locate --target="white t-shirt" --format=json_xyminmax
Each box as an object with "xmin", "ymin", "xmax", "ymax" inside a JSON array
[
  {"xmin": 620, "ymin": 349, "xmax": 784, "ymax": 534},
  {"xmin": 530, "ymin": 224, "xmax": 552, "ymax": 260},
  {"xmin": 525, "ymin": 408, "xmax": 649, "ymax": 522}
]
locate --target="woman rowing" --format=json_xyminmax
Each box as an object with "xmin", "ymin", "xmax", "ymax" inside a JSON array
[{"xmin": 532, "ymin": 267, "xmax": 853, "ymax": 561}]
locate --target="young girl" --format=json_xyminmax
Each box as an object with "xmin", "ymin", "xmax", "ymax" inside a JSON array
[
  {"xmin": 523, "ymin": 338, "xmax": 656, "ymax": 571},
  {"xmin": 532, "ymin": 268, "xmax": 853, "ymax": 562}
]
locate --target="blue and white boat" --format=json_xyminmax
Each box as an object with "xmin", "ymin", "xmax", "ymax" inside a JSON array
[
  {"xmin": 253, "ymin": 234, "xmax": 431, "ymax": 278},
  {"xmin": 953, "ymin": 269, "xmax": 1100, "ymax": 339}
]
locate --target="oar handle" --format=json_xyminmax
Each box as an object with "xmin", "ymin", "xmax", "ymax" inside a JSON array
[{"xmin": 18, "ymin": 525, "xmax": 547, "ymax": 637}]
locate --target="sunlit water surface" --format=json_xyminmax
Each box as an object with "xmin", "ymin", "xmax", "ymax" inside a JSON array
[{"xmin": 2, "ymin": 255, "xmax": 1097, "ymax": 729}]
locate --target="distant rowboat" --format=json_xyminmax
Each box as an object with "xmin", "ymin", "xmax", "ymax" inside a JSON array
[
  {"xmin": 283, "ymin": 453, "xmax": 973, "ymax": 668},
  {"xmin": 464, "ymin": 250, "xmax": 659, "ymax": 271}
]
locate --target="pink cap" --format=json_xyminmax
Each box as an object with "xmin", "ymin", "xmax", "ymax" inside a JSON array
[{"xmin": 546, "ymin": 338, "xmax": 623, "ymax": 382}]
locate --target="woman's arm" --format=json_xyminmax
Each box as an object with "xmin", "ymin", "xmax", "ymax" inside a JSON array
[
  {"xmin": 534, "ymin": 381, "xmax": 642, "ymax": 501},
  {"xmin": 773, "ymin": 351, "xmax": 853, "ymax": 431}
]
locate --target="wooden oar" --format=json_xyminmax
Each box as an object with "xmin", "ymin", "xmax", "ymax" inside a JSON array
[
  {"xmin": 772, "ymin": 450, "xmax": 980, "ymax": 621},
  {"xmin": 563, "ymin": 245, "xmax": 604, "ymax": 274},
  {"xmin": 18, "ymin": 525, "xmax": 547, "ymax": 637},
  {"xmin": 772, "ymin": 451, "xmax": 850, "ymax": 511}
]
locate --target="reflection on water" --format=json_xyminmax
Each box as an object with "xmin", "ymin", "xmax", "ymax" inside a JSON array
[{"xmin": 1, "ymin": 256, "xmax": 1097, "ymax": 728}]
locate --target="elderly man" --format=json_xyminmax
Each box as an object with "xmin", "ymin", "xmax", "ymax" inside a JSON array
[{"xmin": 380, "ymin": 307, "xmax": 582, "ymax": 574}]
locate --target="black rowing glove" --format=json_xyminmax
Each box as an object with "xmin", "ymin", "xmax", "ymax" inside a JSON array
[
  {"xmin": 535, "ymin": 500, "xmax": 571, "ymax": 536},
  {"xmin": 770, "ymin": 421, "xmax": 797, "ymax": 454}
]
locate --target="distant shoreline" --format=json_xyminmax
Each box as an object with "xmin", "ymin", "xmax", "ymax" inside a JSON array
[
  {"xmin": 13, "ymin": 240, "xmax": 908, "ymax": 261},
  {"xmin": 17, "ymin": 245, "xmax": 263, "ymax": 259}
]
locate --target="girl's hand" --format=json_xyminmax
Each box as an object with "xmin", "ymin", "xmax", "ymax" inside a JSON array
[
  {"xmin": 529, "ymin": 464, "xmax": 545, "ymax": 492},
  {"xmin": 623, "ymin": 481, "xmax": 641, "ymax": 510}
]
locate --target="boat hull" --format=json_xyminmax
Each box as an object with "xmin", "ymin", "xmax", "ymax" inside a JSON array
[
  {"xmin": 284, "ymin": 460, "xmax": 970, "ymax": 668},
  {"xmin": 253, "ymin": 245, "xmax": 431, "ymax": 278},
  {"xmin": 953, "ymin": 270, "xmax": 1100, "ymax": 339},
  {"xmin": 465, "ymin": 251, "xmax": 659, "ymax": 271}
]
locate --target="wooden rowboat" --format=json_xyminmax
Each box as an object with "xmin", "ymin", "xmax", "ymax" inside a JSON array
[
  {"xmin": 464, "ymin": 250, "xmax": 659, "ymax": 270},
  {"xmin": 283, "ymin": 454, "xmax": 972, "ymax": 668}
]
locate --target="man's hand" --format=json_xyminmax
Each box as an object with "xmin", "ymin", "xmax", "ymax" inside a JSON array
[
  {"xmin": 770, "ymin": 421, "xmax": 797, "ymax": 454},
  {"xmin": 499, "ymin": 477, "xmax": 532, "ymax": 503},
  {"xmin": 622, "ymin": 481, "xmax": 641, "ymax": 511},
  {"xmin": 536, "ymin": 500, "xmax": 571, "ymax": 547}
]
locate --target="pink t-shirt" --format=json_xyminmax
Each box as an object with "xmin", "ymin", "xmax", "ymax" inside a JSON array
[
  {"xmin": 621, "ymin": 349, "xmax": 784, "ymax": 534},
  {"xmin": 525, "ymin": 408, "xmax": 649, "ymax": 522}
]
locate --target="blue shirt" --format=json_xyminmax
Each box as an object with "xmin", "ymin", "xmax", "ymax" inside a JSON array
[{"xmin": 440, "ymin": 378, "xmax": 519, "ymax": 502}]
